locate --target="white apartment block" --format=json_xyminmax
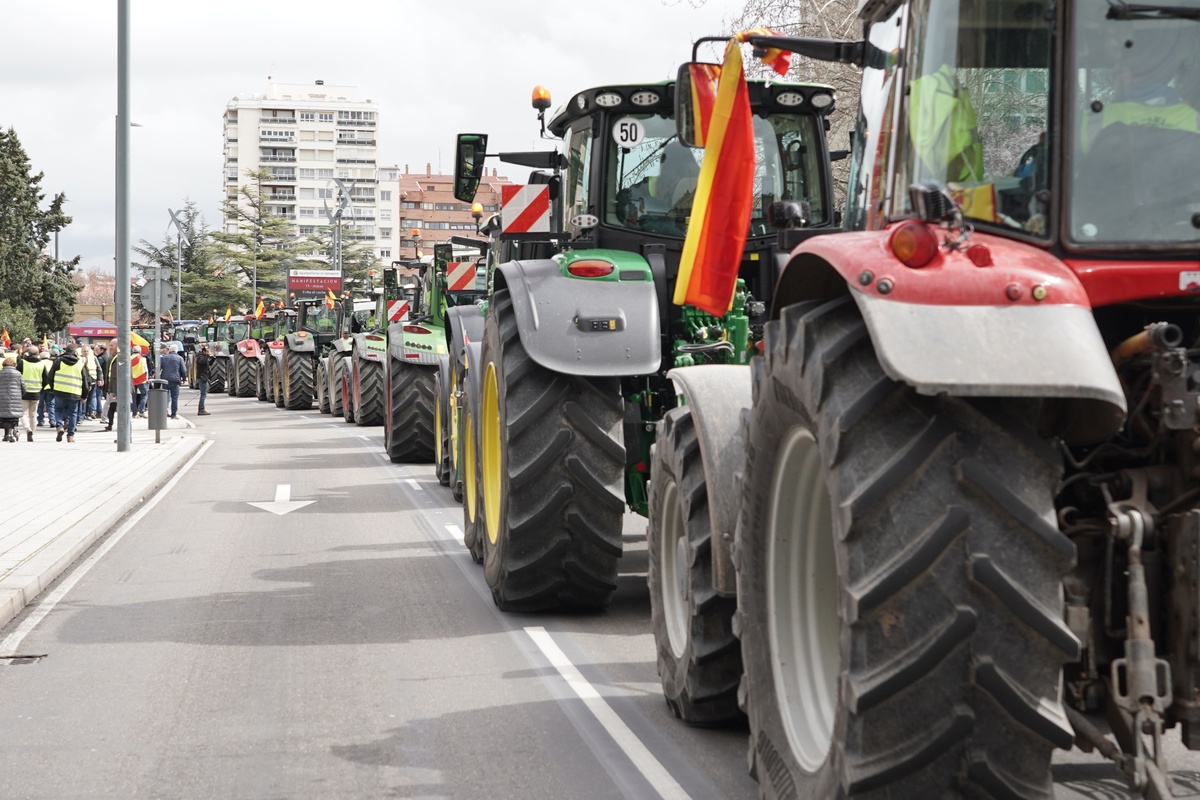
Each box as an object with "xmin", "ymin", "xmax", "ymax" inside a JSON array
[{"xmin": 222, "ymin": 80, "xmax": 381, "ymax": 259}]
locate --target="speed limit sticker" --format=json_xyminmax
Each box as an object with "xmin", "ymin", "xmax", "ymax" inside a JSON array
[{"xmin": 612, "ymin": 117, "xmax": 645, "ymax": 148}]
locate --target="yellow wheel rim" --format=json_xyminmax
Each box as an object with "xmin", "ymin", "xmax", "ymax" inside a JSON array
[
  {"xmin": 449, "ymin": 366, "xmax": 459, "ymax": 473},
  {"xmin": 435, "ymin": 389, "xmax": 443, "ymax": 465},
  {"xmin": 464, "ymin": 406, "xmax": 477, "ymax": 524},
  {"xmin": 482, "ymin": 361, "xmax": 502, "ymax": 546}
]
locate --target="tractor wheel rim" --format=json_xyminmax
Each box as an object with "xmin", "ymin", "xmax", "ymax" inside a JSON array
[
  {"xmin": 767, "ymin": 427, "xmax": 838, "ymax": 772},
  {"xmin": 659, "ymin": 478, "xmax": 689, "ymax": 659},
  {"xmin": 449, "ymin": 367, "xmax": 459, "ymax": 471},
  {"xmin": 464, "ymin": 407, "xmax": 477, "ymax": 523},
  {"xmin": 435, "ymin": 391, "xmax": 443, "ymax": 464},
  {"xmin": 482, "ymin": 362, "xmax": 501, "ymax": 546}
]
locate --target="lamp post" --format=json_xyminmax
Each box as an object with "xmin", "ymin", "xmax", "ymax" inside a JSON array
[
  {"xmin": 168, "ymin": 208, "xmax": 190, "ymax": 321},
  {"xmin": 411, "ymin": 228, "xmax": 422, "ymax": 259}
]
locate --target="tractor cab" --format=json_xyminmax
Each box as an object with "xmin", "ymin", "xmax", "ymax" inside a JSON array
[
  {"xmin": 454, "ymin": 77, "xmax": 838, "ymax": 312},
  {"xmin": 295, "ymin": 299, "xmax": 339, "ymax": 342}
]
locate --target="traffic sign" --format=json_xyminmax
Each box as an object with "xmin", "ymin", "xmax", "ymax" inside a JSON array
[{"xmin": 140, "ymin": 279, "xmax": 176, "ymax": 315}]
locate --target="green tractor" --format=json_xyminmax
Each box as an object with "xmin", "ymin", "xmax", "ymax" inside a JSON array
[
  {"xmin": 316, "ymin": 297, "xmax": 376, "ymax": 417},
  {"xmin": 206, "ymin": 317, "xmax": 247, "ymax": 394},
  {"xmin": 278, "ymin": 298, "xmax": 340, "ymax": 410},
  {"xmin": 452, "ymin": 74, "xmax": 838, "ymax": 718},
  {"xmin": 385, "ymin": 244, "xmax": 486, "ymax": 463},
  {"xmin": 261, "ymin": 308, "xmax": 297, "ymax": 408},
  {"xmin": 342, "ymin": 269, "xmax": 405, "ymax": 426}
]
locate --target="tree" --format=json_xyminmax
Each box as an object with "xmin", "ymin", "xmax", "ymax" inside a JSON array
[
  {"xmin": 75, "ymin": 267, "xmax": 117, "ymax": 305},
  {"xmin": 0, "ymin": 300, "xmax": 36, "ymax": 345},
  {"xmin": 0, "ymin": 128, "xmax": 81, "ymax": 336},
  {"xmin": 297, "ymin": 223, "xmax": 379, "ymax": 292},
  {"xmin": 210, "ymin": 168, "xmax": 301, "ymax": 309}
]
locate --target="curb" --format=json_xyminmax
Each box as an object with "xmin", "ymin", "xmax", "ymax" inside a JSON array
[{"xmin": 0, "ymin": 435, "xmax": 206, "ymax": 634}]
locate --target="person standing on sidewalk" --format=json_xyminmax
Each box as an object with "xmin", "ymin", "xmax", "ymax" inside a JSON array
[
  {"xmin": 0, "ymin": 354, "xmax": 23, "ymax": 442},
  {"xmin": 194, "ymin": 344, "xmax": 211, "ymax": 416},
  {"xmin": 131, "ymin": 346, "xmax": 149, "ymax": 418},
  {"xmin": 79, "ymin": 344, "xmax": 100, "ymax": 421},
  {"xmin": 19, "ymin": 346, "xmax": 45, "ymax": 441},
  {"xmin": 90, "ymin": 341, "xmax": 108, "ymax": 420},
  {"xmin": 158, "ymin": 344, "xmax": 186, "ymax": 419},
  {"xmin": 45, "ymin": 344, "xmax": 90, "ymax": 442}
]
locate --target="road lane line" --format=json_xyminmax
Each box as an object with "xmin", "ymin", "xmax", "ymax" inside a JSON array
[
  {"xmin": 445, "ymin": 524, "xmax": 463, "ymax": 544},
  {"xmin": 0, "ymin": 440, "xmax": 213, "ymax": 655},
  {"xmin": 525, "ymin": 626, "xmax": 691, "ymax": 800},
  {"xmin": 406, "ymin": 478, "xmax": 422, "ymax": 490}
]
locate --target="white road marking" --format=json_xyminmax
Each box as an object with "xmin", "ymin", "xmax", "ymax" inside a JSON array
[
  {"xmin": 0, "ymin": 441, "xmax": 213, "ymax": 655},
  {"xmin": 357, "ymin": 435, "xmax": 370, "ymax": 441},
  {"xmin": 247, "ymin": 484, "xmax": 315, "ymax": 515},
  {"xmin": 524, "ymin": 627, "xmax": 691, "ymax": 800},
  {"xmin": 445, "ymin": 524, "xmax": 464, "ymax": 544},
  {"xmin": 406, "ymin": 479, "xmax": 422, "ymax": 490}
]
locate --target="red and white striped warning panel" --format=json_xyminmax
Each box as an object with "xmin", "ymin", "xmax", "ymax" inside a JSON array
[
  {"xmin": 501, "ymin": 184, "xmax": 551, "ymax": 234},
  {"xmin": 447, "ymin": 261, "xmax": 476, "ymax": 291},
  {"xmin": 387, "ymin": 300, "xmax": 409, "ymax": 323}
]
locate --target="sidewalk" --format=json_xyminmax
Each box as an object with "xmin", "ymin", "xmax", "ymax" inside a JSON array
[{"xmin": 0, "ymin": 414, "xmax": 206, "ymax": 633}]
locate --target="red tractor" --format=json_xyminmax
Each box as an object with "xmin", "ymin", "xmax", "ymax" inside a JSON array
[{"xmin": 663, "ymin": 3, "xmax": 1200, "ymax": 798}]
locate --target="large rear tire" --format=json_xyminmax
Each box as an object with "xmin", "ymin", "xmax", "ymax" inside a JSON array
[
  {"xmin": 461, "ymin": 342, "xmax": 484, "ymax": 564},
  {"xmin": 355, "ymin": 357, "xmax": 384, "ymax": 426},
  {"xmin": 385, "ymin": 358, "xmax": 435, "ymax": 463},
  {"xmin": 737, "ymin": 296, "xmax": 1076, "ymax": 799},
  {"xmin": 329, "ymin": 356, "xmax": 345, "ymax": 418},
  {"xmin": 434, "ymin": 367, "xmax": 450, "ymax": 484},
  {"xmin": 234, "ymin": 356, "xmax": 256, "ymax": 398},
  {"xmin": 480, "ymin": 290, "xmax": 625, "ymax": 611},
  {"xmin": 273, "ymin": 356, "xmax": 286, "ymax": 408},
  {"xmin": 648, "ymin": 406, "xmax": 742, "ymax": 725},
  {"xmin": 284, "ymin": 349, "xmax": 314, "ymax": 410},
  {"xmin": 316, "ymin": 360, "xmax": 330, "ymax": 414},
  {"xmin": 209, "ymin": 359, "xmax": 226, "ymax": 394},
  {"xmin": 256, "ymin": 360, "xmax": 269, "ymax": 401}
]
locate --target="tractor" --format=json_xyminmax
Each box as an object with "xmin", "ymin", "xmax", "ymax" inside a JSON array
[
  {"xmin": 260, "ymin": 307, "xmax": 297, "ymax": 408},
  {"xmin": 205, "ymin": 317, "xmax": 247, "ymax": 394},
  {"xmin": 278, "ymin": 297, "xmax": 339, "ymax": 410},
  {"xmin": 663, "ymin": 4, "xmax": 1200, "ymax": 798},
  {"xmin": 385, "ymin": 243, "xmax": 486, "ymax": 464},
  {"xmin": 316, "ymin": 296, "xmax": 377, "ymax": 417},
  {"xmin": 226, "ymin": 314, "xmax": 262, "ymax": 398},
  {"xmin": 342, "ymin": 267, "xmax": 408, "ymax": 426},
  {"xmin": 450, "ymin": 73, "xmax": 839, "ymax": 628}
]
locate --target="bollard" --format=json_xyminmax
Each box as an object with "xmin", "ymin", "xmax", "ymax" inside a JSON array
[{"xmin": 147, "ymin": 378, "xmax": 168, "ymax": 443}]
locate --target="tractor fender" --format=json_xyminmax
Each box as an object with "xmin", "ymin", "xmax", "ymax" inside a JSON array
[
  {"xmin": 330, "ymin": 336, "xmax": 352, "ymax": 355},
  {"xmin": 446, "ymin": 305, "xmax": 485, "ymax": 371},
  {"xmin": 236, "ymin": 339, "xmax": 261, "ymax": 358},
  {"xmin": 666, "ymin": 364, "xmax": 752, "ymax": 597},
  {"xmin": 284, "ymin": 332, "xmax": 316, "ymax": 353},
  {"xmin": 355, "ymin": 332, "xmax": 387, "ymax": 362},
  {"xmin": 494, "ymin": 259, "xmax": 660, "ymax": 377},
  {"xmin": 773, "ymin": 229, "xmax": 1128, "ymax": 444},
  {"xmin": 268, "ymin": 341, "xmax": 286, "ymax": 363}
]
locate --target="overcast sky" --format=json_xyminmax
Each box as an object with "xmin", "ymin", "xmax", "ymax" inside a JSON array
[{"xmin": 1, "ymin": 0, "xmax": 748, "ymax": 273}]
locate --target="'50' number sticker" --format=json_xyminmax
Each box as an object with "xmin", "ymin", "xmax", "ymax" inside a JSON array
[{"xmin": 612, "ymin": 117, "xmax": 645, "ymax": 148}]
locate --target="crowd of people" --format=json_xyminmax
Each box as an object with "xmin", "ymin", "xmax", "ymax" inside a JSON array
[{"xmin": 0, "ymin": 337, "xmax": 169, "ymax": 443}]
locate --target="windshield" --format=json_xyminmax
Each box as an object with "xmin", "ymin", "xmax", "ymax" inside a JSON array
[
  {"xmin": 228, "ymin": 322, "xmax": 249, "ymax": 340},
  {"xmin": 606, "ymin": 111, "xmax": 827, "ymax": 238},
  {"xmin": 898, "ymin": 0, "xmax": 1053, "ymax": 236},
  {"xmin": 303, "ymin": 304, "xmax": 337, "ymax": 333},
  {"xmin": 1068, "ymin": 0, "xmax": 1200, "ymax": 244}
]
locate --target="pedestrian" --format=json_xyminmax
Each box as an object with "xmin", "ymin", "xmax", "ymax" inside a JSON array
[
  {"xmin": 36, "ymin": 347, "xmax": 52, "ymax": 427},
  {"xmin": 103, "ymin": 339, "xmax": 123, "ymax": 430},
  {"xmin": 158, "ymin": 344, "xmax": 186, "ymax": 419},
  {"xmin": 78, "ymin": 344, "xmax": 99, "ymax": 421},
  {"xmin": 19, "ymin": 346, "xmax": 45, "ymax": 441},
  {"xmin": 0, "ymin": 354, "xmax": 23, "ymax": 442},
  {"xmin": 45, "ymin": 343, "xmax": 91, "ymax": 442},
  {"xmin": 131, "ymin": 346, "xmax": 149, "ymax": 419},
  {"xmin": 195, "ymin": 344, "xmax": 211, "ymax": 416},
  {"xmin": 90, "ymin": 341, "xmax": 108, "ymax": 419}
]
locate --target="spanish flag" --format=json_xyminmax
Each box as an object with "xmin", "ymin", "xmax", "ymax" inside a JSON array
[
  {"xmin": 674, "ymin": 31, "xmax": 791, "ymax": 317},
  {"xmin": 0, "ymin": 328, "xmax": 9, "ymax": 349},
  {"xmin": 224, "ymin": 306, "xmax": 232, "ymax": 322},
  {"xmin": 325, "ymin": 288, "xmax": 336, "ymax": 310},
  {"xmin": 255, "ymin": 297, "xmax": 266, "ymax": 319}
]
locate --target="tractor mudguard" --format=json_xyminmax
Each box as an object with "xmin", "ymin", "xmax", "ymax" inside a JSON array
[
  {"xmin": 666, "ymin": 365, "xmax": 752, "ymax": 597},
  {"xmin": 775, "ymin": 229, "xmax": 1128, "ymax": 443},
  {"xmin": 268, "ymin": 341, "xmax": 286, "ymax": 364},
  {"xmin": 330, "ymin": 337, "xmax": 352, "ymax": 355},
  {"xmin": 495, "ymin": 259, "xmax": 660, "ymax": 377},
  {"xmin": 284, "ymin": 332, "xmax": 316, "ymax": 353},
  {"xmin": 355, "ymin": 332, "xmax": 387, "ymax": 362},
  {"xmin": 386, "ymin": 321, "xmax": 444, "ymax": 366},
  {"xmin": 236, "ymin": 339, "xmax": 261, "ymax": 359},
  {"xmin": 446, "ymin": 306, "xmax": 484, "ymax": 370}
]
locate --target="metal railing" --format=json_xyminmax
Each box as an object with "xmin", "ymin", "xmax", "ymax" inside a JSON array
[
  {"xmin": 259, "ymin": 136, "xmax": 295, "ymax": 143},
  {"xmin": 260, "ymin": 117, "xmax": 296, "ymax": 124},
  {"xmin": 260, "ymin": 155, "xmax": 296, "ymax": 162},
  {"xmin": 265, "ymin": 174, "xmax": 297, "ymax": 182}
]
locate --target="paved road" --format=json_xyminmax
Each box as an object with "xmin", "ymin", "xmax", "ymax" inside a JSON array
[{"xmin": 2, "ymin": 388, "xmax": 1199, "ymax": 798}]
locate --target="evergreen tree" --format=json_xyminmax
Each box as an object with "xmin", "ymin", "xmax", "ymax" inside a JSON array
[
  {"xmin": 0, "ymin": 128, "xmax": 80, "ymax": 336},
  {"xmin": 210, "ymin": 168, "xmax": 301, "ymax": 308}
]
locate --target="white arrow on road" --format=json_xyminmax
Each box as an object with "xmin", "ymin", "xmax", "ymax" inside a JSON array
[{"xmin": 248, "ymin": 484, "xmax": 314, "ymax": 516}]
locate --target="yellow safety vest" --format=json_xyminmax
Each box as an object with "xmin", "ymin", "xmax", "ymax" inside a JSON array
[
  {"xmin": 20, "ymin": 359, "xmax": 43, "ymax": 393},
  {"xmin": 52, "ymin": 360, "xmax": 84, "ymax": 396},
  {"xmin": 1081, "ymin": 102, "xmax": 1200, "ymax": 153}
]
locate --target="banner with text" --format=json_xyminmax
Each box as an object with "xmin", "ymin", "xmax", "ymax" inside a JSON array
[{"xmin": 288, "ymin": 270, "xmax": 344, "ymax": 300}]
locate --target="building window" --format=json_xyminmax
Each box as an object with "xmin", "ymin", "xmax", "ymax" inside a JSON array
[
  {"xmin": 299, "ymin": 208, "xmax": 316, "ymax": 217},
  {"xmin": 380, "ymin": 191, "xmax": 392, "ymax": 202},
  {"xmin": 380, "ymin": 249, "xmax": 391, "ymax": 259},
  {"xmin": 318, "ymin": 188, "xmax": 333, "ymax": 199},
  {"xmin": 380, "ymin": 228, "xmax": 392, "ymax": 239},
  {"xmin": 299, "ymin": 112, "xmax": 315, "ymax": 122},
  {"xmin": 402, "ymin": 219, "xmax": 422, "ymax": 228},
  {"xmin": 435, "ymin": 203, "xmax": 458, "ymax": 211},
  {"xmin": 380, "ymin": 209, "xmax": 392, "ymax": 221},
  {"xmin": 401, "ymin": 201, "xmax": 416, "ymax": 209},
  {"xmin": 299, "ymin": 169, "xmax": 315, "ymax": 179},
  {"xmin": 318, "ymin": 169, "xmax": 334, "ymax": 178},
  {"xmin": 421, "ymin": 202, "xmax": 434, "ymax": 210},
  {"xmin": 318, "ymin": 112, "xmax": 333, "ymax": 123},
  {"xmin": 299, "ymin": 226, "xmax": 316, "ymax": 235},
  {"xmin": 426, "ymin": 221, "xmax": 450, "ymax": 230}
]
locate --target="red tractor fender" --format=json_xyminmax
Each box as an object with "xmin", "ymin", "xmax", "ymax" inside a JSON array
[
  {"xmin": 772, "ymin": 225, "xmax": 1127, "ymax": 444},
  {"xmin": 236, "ymin": 339, "xmax": 261, "ymax": 358}
]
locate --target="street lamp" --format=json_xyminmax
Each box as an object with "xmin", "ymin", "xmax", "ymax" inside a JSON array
[
  {"xmin": 411, "ymin": 228, "xmax": 422, "ymax": 259},
  {"xmin": 168, "ymin": 208, "xmax": 191, "ymax": 321}
]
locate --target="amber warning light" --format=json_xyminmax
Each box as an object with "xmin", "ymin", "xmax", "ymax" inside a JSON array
[{"xmin": 532, "ymin": 86, "xmax": 552, "ymax": 111}]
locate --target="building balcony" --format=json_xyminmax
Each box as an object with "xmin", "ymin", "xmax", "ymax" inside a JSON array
[
  {"xmin": 336, "ymin": 158, "xmax": 376, "ymax": 164},
  {"xmin": 345, "ymin": 234, "xmax": 375, "ymax": 241},
  {"xmin": 338, "ymin": 139, "xmax": 376, "ymax": 146},
  {"xmin": 261, "ymin": 117, "xmax": 296, "ymax": 124},
  {"xmin": 349, "ymin": 196, "xmax": 376, "ymax": 205},
  {"xmin": 259, "ymin": 136, "xmax": 296, "ymax": 143},
  {"xmin": 279, "ymin": 213, "xmax": 297, "ymax": 221},
  {"xmin": 260, "ymin": 154, "xmax": 296, "ymax": 163},
  {"xmin": 336, "ymin": 119, "xmax": 376, "ymax": 127},
  {"xmin": 265, "ymin": 174, "xmax": 297, "ymax": 183},
  {"xmin": 268, "ymin": 194, "xmax": 297, "ymax": 202}
]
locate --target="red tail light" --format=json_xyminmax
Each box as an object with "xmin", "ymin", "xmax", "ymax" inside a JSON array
[
  {"xmin": 889, "ymin": 221, "xmax": 939, "ymax": 268},
  {"xmin": 366, "ymin": 334, "xmax": 384, "ymax": 342},
  {"xmin": 404, "ymin": 325, "xmax": 432, "ymax": 335},
  {"xmin": 566, "ymin": 259, "xmax": 615, "ymax": 278}
]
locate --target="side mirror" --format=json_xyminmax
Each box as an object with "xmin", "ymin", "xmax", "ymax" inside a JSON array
[
  {"xmin": 454, "ymin": 133, "xmax": 489, "ymax": 202},
  {"xmin": 675, "ymin": 62, "xmax": 721, "ymax": 148}
]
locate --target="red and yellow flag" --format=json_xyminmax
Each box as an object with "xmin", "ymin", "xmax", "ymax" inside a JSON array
[
  {"xmin": 325, "ymin": 288, "xmax": 336, "ymax": 310},
  {"xmin": 254, "ymin": 297, "xmax": 266, "ymax": 319},
  {"xmin": 224, "ymin": 306, "xmax": 232, "ymax": 322},
  {"xmin": 0, "ymin": 328, "xmax": 9, "ymax": 348},
  {"xmin": 674, "ymin": 38, "xmax": 755, "ymax": 316}
]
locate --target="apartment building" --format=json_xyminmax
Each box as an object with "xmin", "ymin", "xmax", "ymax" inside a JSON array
[
  {"xmin": 222, "ymin": 81, "xmax": 381, "ymax": 252},
  {"xmin": 375, "ymin": 165, "xmax": 512, "ymax": 261}
]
